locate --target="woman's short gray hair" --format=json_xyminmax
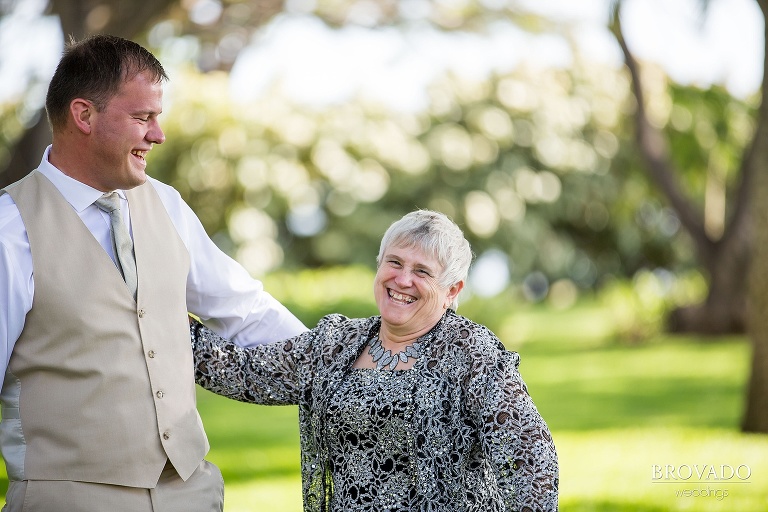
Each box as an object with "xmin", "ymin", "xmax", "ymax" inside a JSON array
[{"xmin": 377, "ymin": 210, "xmax": 474, "ymax": 310}]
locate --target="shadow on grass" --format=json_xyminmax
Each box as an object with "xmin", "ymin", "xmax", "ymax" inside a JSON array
[
  {"xmin": 219, "ymin": 465, "xmax": 300, "ymax": 484},
  {"xmin": 518, "ymin": 335, "xmax": 749, "ymax": 433},
  {"xmin": 533, "ymin": 376, "xmax": 744, "ymax": 432},
  {"xmin": 561, "ymin": 499, "xmax": 670, "ymax": 512}
]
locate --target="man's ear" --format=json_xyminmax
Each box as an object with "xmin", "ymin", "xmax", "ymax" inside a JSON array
[{"xmin": 70, "ymin": 98, "xmax": 93, "ymax": 135}]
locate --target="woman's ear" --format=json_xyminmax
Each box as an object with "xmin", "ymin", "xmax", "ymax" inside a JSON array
[{"xmin": 445, "ymin": 280, "xmax": 464, "ymax": 308}]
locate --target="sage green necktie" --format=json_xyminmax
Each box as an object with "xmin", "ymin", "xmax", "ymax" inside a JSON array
[{"xmin": 94, "ymin": 192, "xmax": 138, "ymax": 300}]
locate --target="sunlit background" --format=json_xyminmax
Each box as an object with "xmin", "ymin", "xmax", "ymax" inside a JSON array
[
  {"xmin": 1, "ymin": 0, "xmax": 767, "ymax": 510},
  {"xmin": 0, "ymin": 0, "xmax": 761, "ymax": 299}
]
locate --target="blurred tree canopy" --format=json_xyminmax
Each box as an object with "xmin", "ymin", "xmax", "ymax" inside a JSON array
[
  {"xmin": 150, "ymin": 60, "xmax": 739, "ymax": 295},
  {"xmin": 0, "ymin": 0, "xmax": 758, "ymax": 319},
  {"xmin": 0, "ymin": 0, "xmax": 546, "ymax": 185},
  {"xmin": 151, "ymin": 54, "xmax": 757, "ymax": 314},
  {"xmin": 0, "ymin": 0, "xmax": 760, "ymax": 324}
]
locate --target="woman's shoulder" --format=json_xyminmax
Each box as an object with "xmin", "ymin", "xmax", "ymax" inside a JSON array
[
  {"xmin": 443, "ymin": 311, "xmax": 502, "ymax": 347},
  {"xmin": 315, "ymin": 313, "xmax": 377, "ymax": 330},
  {"xmin": 311, "ymin": 314, "xmax": 379, "ymax": 344},
  {"xmin": 441, "ymin": 311, "xmax": 520, "ymax": 365}
]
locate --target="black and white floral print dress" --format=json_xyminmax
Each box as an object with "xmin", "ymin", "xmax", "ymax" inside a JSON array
[
  {"xmin": 326, "ymin": 368, "xmax": 419, "ymax": 511},
  {"xmin": 191, "ymin": 310, "xmax": 559, "ymax": 512}
]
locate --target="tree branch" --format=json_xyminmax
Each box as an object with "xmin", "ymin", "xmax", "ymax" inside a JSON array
[
  {"xmin": 609, "ymin": 2, "xmax": 711, "ymax": 254},
  {"xmin": 724, "ymin": 0, "xmax": 768, "ymax": 245},
  {"xmin": 51, "ymin": 0, "xmax": 177, "ymax": 40}
]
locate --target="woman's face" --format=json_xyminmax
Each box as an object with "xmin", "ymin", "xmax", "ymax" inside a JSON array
[{"xmin": 374, "ymin": 244, "xmax": 462, "ymax": 341}]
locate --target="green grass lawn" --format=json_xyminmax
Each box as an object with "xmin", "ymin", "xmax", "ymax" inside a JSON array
[
  {"xmin": 196, "ymin": 302, "xmax": 768, "ymax": 511},
  {"xmin": 1, "ymin": 300, "xmax": 766, "ymax": 511}
]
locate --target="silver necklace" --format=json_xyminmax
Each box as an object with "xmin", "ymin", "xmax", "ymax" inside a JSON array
[{"xmin": 368, "ymin": 335, "xmax": 421, "ymax": 370}]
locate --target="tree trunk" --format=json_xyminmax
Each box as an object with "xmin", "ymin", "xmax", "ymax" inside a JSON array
[
  {"xmin": 744, "ymin": 225, "xmax": 768, "ymax": 430},
  {"xmin": 668, "ymin": 235, "xmax": 750, "ymax": 334},
  {"xmin": 0, "ymin": 117, "xmax": 51, "ymax": 188},
  {"xmin": 742, "ymin": 128, "xmax": 768, "ymax": 430},
  {"xmin": 741, "ymin": 0, "xmax": 768, "ymax": 433},
  {"xmin": 611, "ymin": 0, "xmax": 768, "ymax": 431},
  {"xmin": 610, "ymin": 3, "xmax": 755, "ymax": 335}
]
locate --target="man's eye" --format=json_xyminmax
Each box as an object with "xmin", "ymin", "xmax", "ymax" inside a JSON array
[{"xmin": 135, "ymin": 117, "xmax": 149, "ymax": 122}]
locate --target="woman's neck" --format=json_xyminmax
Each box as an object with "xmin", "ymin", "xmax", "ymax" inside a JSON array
[{"xmin": 379, "ymin": 315, "xmax": 444, "ymax": 347}]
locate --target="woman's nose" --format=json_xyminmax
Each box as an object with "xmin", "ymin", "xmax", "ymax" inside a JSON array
[{"xmin": 394, "ymin": 269, "xmax": 413, "ymax": 287}]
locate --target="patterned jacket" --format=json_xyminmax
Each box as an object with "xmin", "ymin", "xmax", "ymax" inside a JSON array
[{"xmin": 191, "ymin": 310, "xmax": 559, "ymax": 511}]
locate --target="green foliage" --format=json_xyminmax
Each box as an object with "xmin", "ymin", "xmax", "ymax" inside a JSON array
[
  {"xmin": 259, "ymin": 264, "xmax": 707, "ymax": 345},
  {"xmin": 0, "ymin": 102, "xmax": 26, "ymax": 172},
  {"xmin": 143, "ymin": 58, "xmax": 756, "ymax": 315},
  {"xmin": 665, "ymin": 83, "xmax": 756, "ymax": 198},
  {"xmin": 598, "ymin": 269, "xmax": 708, "ymax": 342},
  {"xmin": 263, "ymin": 266, "xmax": 378, "ymax": 327}
]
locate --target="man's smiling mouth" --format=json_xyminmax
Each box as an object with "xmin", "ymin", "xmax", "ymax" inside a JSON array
[{"xmin": 131, "ymin": 149, "xmax": 147, "ymax": 160}]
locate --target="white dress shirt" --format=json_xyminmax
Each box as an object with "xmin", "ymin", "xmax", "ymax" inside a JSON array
[{"xmin": 0, "ymin": 146, "xmax": 307, "ymax": 372}]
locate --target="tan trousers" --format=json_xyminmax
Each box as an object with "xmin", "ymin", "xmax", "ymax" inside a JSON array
[{"xmin": 1, "ymin": 460, "xmax": 223, "ymax": 512}]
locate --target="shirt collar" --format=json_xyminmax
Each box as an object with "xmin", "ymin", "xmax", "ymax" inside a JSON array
[{"xmin": 37, "ymin": 145, "xmax": 128, "ymax": 213}]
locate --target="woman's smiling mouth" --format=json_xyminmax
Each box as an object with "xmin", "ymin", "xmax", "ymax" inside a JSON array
[{"xmin": 389, "ymin": 289, "xmax": 416, "ymax": 304}]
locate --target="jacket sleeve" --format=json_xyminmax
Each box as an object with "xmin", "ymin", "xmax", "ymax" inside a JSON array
[
  {"xmin": 190, "ymin": 317, "xmax": 317, "ymax": 406},
  {"xmin": 467, "ymin": 335, "xmax": 559, "ymax": 511}
]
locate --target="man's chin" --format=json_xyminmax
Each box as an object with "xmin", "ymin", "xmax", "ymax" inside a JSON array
[{"xmin": 127, "ymin": 171, "xmax": 148, "ymax": 188}]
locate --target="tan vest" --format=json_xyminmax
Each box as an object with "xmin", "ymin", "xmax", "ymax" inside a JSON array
[{"xmin": 1, "ymin": 171, "xmax": 208, "ymax": 487}]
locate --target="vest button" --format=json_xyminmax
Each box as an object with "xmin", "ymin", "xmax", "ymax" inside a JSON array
[
  {"xmin": 162, "ymin": 431, "xmax": 171, "ymax": 440},
  {"xmin": 138, "ymin": 309, "xmax": 146, "ymax": 318},
  {"xmin": 147, "ymin": 350, "xmax": 156, "ymax": 358},
  {"xmin": 156, "ymin": 390, "xmax": 164, "ymax": 399}
]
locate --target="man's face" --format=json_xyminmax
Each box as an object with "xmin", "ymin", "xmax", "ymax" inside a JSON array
[{"xmin": 87, "ymin": 71, "xmax": 165, "ymax": 191}]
